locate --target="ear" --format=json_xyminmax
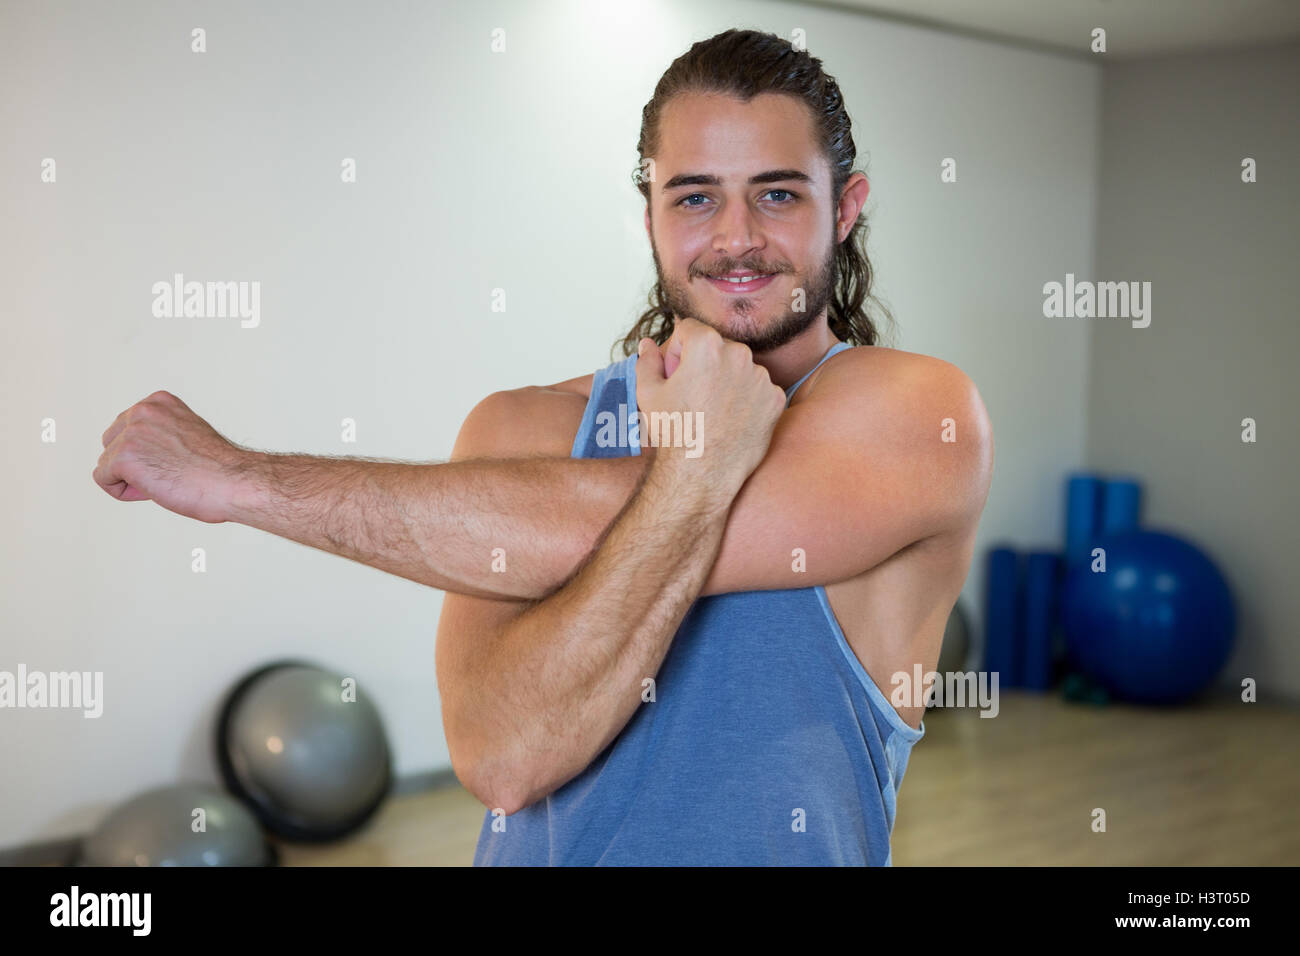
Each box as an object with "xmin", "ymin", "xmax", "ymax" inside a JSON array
[{"xmin": 837, "ymin": 173, "xmax": 870, "ymax": 243}]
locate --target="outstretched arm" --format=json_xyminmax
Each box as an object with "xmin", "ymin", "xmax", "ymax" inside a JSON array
[
  {"xmin": 235, "ymin": 447, "xmax": 649, "ymax": 602},
  {"xmin": 94, "ymin": 339, "xmax": 991, "ymax": 601}
]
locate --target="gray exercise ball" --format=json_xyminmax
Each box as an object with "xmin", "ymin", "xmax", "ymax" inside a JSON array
[
  {"xmin": 936, "ymin": 599, "xmax": 971, "ymax": 676},
  {"xmin": 217, "ymin": 660, "xmax": 392, "ymax": 842},
  {"xmin": 80, "ymin": 783, "xmax": 273, "ymax": 866}
]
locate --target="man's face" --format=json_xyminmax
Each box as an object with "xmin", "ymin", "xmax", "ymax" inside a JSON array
[{"xmin": 646, "ymin": 91, "xmax": 844, "ymax": 353}]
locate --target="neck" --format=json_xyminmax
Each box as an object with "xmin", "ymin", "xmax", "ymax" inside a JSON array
[{"xmin": 750, "ymin": 315, "xmax": 839, "ymax": 391}]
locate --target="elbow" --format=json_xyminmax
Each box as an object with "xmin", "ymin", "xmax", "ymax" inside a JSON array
[
  {"xmin": 447, "ymin": 726, "xmax": 533, "ymax": 817},
  {"xmin": 469, "ymin": 755, "xmax": 532, "ymax": 818}
]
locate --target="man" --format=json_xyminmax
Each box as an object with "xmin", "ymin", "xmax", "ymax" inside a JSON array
[{"xmin": 94, "ymin": 29, "xmax": 992, "ymax": 865}]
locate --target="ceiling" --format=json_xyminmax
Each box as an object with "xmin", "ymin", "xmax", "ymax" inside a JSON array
[{"xmin": 791, "ymin": 0, "xmax": 1300, "ymax": 59}]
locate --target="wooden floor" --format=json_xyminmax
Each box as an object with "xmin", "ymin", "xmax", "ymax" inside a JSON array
[{"xmin": 274, "ymin": 692, "xmax": 1300, "ymax": 866}]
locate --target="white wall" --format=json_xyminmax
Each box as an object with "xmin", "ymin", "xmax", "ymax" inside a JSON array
[
  {"xmin": 1088, "ymin": 42, "xmax": 1300, "ymax": 700},
  {"xmin": 0, "ymin": 0, "xmax": 1099, "ymax": 847}
]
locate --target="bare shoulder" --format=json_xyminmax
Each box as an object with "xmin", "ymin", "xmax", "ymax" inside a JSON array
[
  {"xmin": 802, "ymin": 344, "xmax": 975, "ymax": 399},
  {"xmin": 452, "ymin": 378, "xmax": 592, "ymax": 461},
  {"xmin": 806, "ymin": 346, "xmax": 989, "ymax": 434},
  {"xmin": 804, "ymin": 345, "xmax": 993, "ymax": 530},
  {"xmin": 545, "ymin": 372, "xmax": 595, "ymax": 398}
]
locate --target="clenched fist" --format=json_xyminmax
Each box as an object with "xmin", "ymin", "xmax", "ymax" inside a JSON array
[
  {"xmin": 93, "ymin": 391, "xmax": 249, "ymax": 523},
  {"xmin": 636, "ymin": 317, "xmax": 787, "ymax": 499}
]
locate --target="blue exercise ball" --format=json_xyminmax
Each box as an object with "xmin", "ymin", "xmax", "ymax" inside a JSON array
[{"xmin": 1062, "ymin": 530, "xmax": 1235, "ymax": 704}]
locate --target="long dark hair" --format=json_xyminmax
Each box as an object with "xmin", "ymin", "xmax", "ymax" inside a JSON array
[{"xmin": 616, "ymin": 28, "xmax": 894, "ymax": 358}]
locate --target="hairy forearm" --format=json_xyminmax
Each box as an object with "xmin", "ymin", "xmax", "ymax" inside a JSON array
[
  {"xmin": 227, "ymin": 451, "xmax": 647, "ymax": 600},
  {"xmin": 462, "ymin": 452, "xmax": 737, "ymax": 814}
]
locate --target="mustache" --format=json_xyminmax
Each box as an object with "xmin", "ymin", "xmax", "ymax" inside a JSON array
[{"xmin": 691, "ymin": 262, "xmax": 789, "ymax": 277}]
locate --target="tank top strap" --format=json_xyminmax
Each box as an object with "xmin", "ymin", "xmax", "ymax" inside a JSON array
[{"xmin": 784, "ymin": 340, "xmax": 852, "ymax": 402}]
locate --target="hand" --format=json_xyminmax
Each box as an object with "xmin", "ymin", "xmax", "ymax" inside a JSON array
[
  {"xmin": 93, "ymin": 391, "xmax": 249, "ymax": 523},
  {"xmin": 635, "ymin": 318, "xmax": 786, "ymax": 499}
]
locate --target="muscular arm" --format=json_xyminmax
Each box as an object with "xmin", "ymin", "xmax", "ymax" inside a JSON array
[
  {"xmin": 436, "ymin": 336, "xmax": 784, "ymax": 814},
  {"xmin": 228, "ymin": 429, "xmax": 648, "ymax": 602},
  {"xmin": 444, "ymin": 450, "xmax": 741, "ymax": 815},
  {"xmin": 223, "ymin": 350, "xmax": 991, "ymax": 600}
]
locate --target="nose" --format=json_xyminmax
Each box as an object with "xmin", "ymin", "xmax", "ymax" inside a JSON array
[{"xmin": 711, "ymin": 197, "xmax": 764, "ymax": 262}]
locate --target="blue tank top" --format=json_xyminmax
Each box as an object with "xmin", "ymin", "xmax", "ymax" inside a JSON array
[{"xmin": 472, "ymin": 340, "xmax": 925, "ymax": 865}]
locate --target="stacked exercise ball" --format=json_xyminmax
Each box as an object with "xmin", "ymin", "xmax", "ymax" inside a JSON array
[
  {"xmin": 983, "ymin": 472, "xmax": 1237, "ymax": 705},
  {"xmin": 217, "ymin": 660, "xmax": 393, "ymax": 842},
  {"xmin": 79, "ymin": 784, "xmax": 273, "ymax": 866},
  {"xmin": 79, "ymin": 659, "xmax": 392, "ymax": 865}
]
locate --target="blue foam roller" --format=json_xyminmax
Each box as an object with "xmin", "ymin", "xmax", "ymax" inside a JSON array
[
  {"xmin": 1100, "ymin": 477, "xmax": 1142, "ymax": 534},
  {"xmin": 984, "ymin": 547, "xmax": 1022, "ymax": 687},
  {"xmin": 1022, "ymin": 552, "xmax": 1059, "ymax": 691},
  {"xmin": 1065, "ymin": 473, "xmax": 1103, "ymax": 568}
]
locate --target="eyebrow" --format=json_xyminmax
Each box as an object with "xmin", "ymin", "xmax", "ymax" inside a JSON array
[{"xmin": 662, "ymin": 169, "xmax": 814, "ymax": 190}]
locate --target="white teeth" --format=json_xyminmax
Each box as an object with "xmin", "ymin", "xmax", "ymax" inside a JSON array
[{"xmin": 717, "ymin": 274, "xmax": 770, "ymax": 283}]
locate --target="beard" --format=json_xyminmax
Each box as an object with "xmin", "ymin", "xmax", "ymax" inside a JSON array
[{"xmin": 650, "ymin": 230, "xmax": 838, "ymax": 354}]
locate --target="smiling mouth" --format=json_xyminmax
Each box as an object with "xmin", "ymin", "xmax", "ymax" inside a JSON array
[{"xmin": 704, "ymin": 272, "xmax": 778, "ymax": 293}]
